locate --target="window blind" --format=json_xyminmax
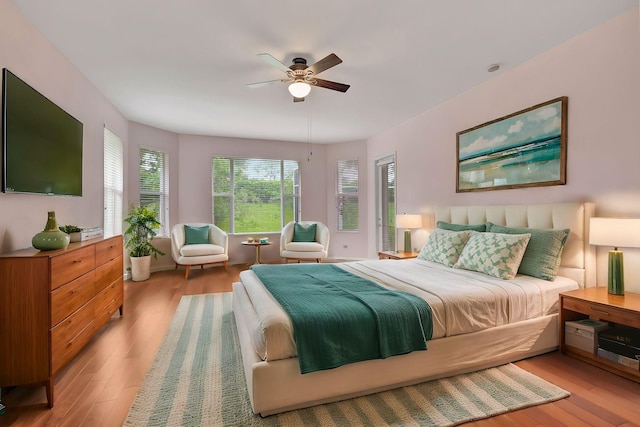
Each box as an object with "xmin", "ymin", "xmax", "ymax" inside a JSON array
[
  {"xmin": 337, "ymin": 159, "xmax": 359, "ymax": 231},
  {"xmin": 139, "ymin": 148, "xmax": 169, "ymax": 236},
  {"xmin": 103, "ymin": 128, "xmax": 123, "ymax": 238}
]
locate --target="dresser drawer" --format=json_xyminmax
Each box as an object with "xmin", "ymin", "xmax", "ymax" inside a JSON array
[
  {"xmin": 95, "ymin": 279, "xmax": 123, "ymax": 328},
  {"xmin": 51, "ymin": 246, "xmax": 96, "ymax": 290},
  {"xmin": 96, "ymin": 237, "xmax": 123, "ymax": 267},
  {"xmin": 50, "ymin": 271, "xmax": 95, "ymax": 326},
  {"xmin": 51, "ymin": 300, "xmax": 95, "ymax": 370},
  {"xmin": 95, "ymin": 258, "xmax": 122, "ymax": 294},
  {"xmin": 51, "ymin": 319, "xmax": 95, "ymax": 375}
]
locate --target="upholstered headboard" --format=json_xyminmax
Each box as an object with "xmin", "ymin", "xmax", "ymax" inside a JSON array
[{"xmin": 434, "ymin": 203, "xmax": 596, "ymax": 287}]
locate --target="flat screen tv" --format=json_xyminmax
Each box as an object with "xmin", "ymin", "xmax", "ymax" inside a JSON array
[{"xmin": 2, "ymin": 68, "xmax": 83, "ymax": 196}]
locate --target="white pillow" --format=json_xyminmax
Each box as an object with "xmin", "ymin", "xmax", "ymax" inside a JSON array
[
  {"xmin": 453, "ymin": 231, "xmax": 531, "ymax": 279},
  {"xmin": 418, "ymin": 228, "xmax": 472, "ymax": 267}
]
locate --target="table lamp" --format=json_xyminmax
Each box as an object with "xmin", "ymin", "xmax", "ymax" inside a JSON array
[
  {"xmin": 589, "ymin": 217, "xmax": 640, "ymax": 295},
  {"xmin": 396, "ymin": 214, "xmax": 423, "ymax": 253}
]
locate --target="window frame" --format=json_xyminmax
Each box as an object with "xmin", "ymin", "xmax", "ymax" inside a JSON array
[
  {"xmin": 212, "ymin": 156, "xmax": 300, "ymax": 234},
  {"xmin": 138, "ymin": 147, "xmax": 169, "ymax": 237}
]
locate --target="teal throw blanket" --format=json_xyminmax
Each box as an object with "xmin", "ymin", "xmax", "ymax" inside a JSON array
[{"xmin": 251, "ymin": 263, "xmax": 433, "ymax": 374}]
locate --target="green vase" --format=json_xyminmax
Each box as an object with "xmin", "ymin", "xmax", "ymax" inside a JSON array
[{"xmin": 32, "ymin": 211, "xmax": 70, "ymax": 251}]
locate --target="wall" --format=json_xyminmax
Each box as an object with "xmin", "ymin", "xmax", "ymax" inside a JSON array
[
  {"xmin": 0, "ymin": 1, "xmax": 129, "ymax": 255},
  {"xmin": 366, "ymin": 9, "xmax": 640, "ymax": 291},
  {"xmin": 173, "ymin": 134, "xmax": 328, "ymax": 265}
]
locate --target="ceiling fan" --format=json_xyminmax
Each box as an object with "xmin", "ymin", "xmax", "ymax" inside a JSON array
[{"xmin": 247, "ymin": 53, "xmax": 350, "ymax": 102}]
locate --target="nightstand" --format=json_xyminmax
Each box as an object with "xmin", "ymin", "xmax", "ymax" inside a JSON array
[
  {"xmin": 378, "ymin": 250, "xmax": 419, "ymax": 260},
  {"xmin": 559, "ymin": 287, "xmax": 640, "ymax": 383}
]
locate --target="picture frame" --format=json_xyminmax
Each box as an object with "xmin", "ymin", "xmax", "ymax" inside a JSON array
[{"xmin": 456, "ymin": 96, "xmax": 567, "ymax": 192}]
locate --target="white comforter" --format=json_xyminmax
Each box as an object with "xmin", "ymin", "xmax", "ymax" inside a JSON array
[{"xmin": 237, "ymin": 258, "xmax": 579, "ymax": 362}]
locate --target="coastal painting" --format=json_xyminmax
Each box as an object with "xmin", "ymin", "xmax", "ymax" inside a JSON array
[{"xmin": 456, "ymin": 97, "xmax": 567, "ymax": 192}]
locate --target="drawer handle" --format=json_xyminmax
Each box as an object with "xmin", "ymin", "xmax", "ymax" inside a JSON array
[
  {"xmin": 590, "ymin": 307, "xmax": 609, "ymax": 316},
  {"xmin": 73, "ymin": 259, "xmax": 83, "ymax": 263}
]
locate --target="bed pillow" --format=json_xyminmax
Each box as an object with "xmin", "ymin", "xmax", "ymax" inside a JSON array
[
  {"xmin": 437, "ymin": 221, "xmax": 486, "ymax": 232},
  {"xmin": 184, "ymin": 225, "xmax": 210, "ymax": 245},
  {"xmin": 453, "ymin": 231, "xmax": 531, "ymax": 280},
  {"xmin": 292, "ymin": 223, "xmax": 317, "ymax": 242},
  {"xmin": 417, "ymin": 228, "xmax": 472, "ymax": 267},
  {"xmin": 486, "ymin": 222, "xmax": 570, "ymax": 281}
]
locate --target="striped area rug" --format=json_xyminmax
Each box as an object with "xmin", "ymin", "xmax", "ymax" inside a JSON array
[{"xmin": 124, "ymin": 293, "xmax": 569, "ymax": 426}]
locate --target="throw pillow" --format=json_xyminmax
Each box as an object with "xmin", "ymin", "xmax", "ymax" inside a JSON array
[
  {"xmin": 292, "ymin": 223, "xmax": 317, "ymax": 242},
  {"xmin": 437, "ymin": 221, "xmax": 487, "ymax": 232},
  {"xmin": 417, "ymin": 228, "xmax": 472, "ymax": 267},
  {"xmin": 486, "ymin": 222, "xmax": 570, "ymax": 281},
  {"xmin": 184, "ymin": 225, "xmax": 210, "ymax": 245},
  {"xmin": 453, "ymin": 231, "xmax": 531, "ymax": 280}
]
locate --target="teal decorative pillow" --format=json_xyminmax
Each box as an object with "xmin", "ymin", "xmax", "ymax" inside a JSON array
[
  {"xmin": 292, "ymin": 223, "xmax": 317, "ymax": 242},
  {"xmin": 418, "ymin": 229, "xmax": 472, "ymax": 267},
  {"xmin": 486, "ymin": 222, "xmax": 570, "ymax": 281},
  {"xmin": 184, "ymin": 225, "xmax": 210, "ymax": 245},
  {"xmin": 453, "ymin": 231, "xmax": 531, "ymax": 280},
  {"xmin": 437, "ymin": 221, "xmax": 486, "ymax": 232}
]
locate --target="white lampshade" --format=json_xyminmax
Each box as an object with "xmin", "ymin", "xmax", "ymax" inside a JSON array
[
  {"xmin": 589, "ymin": 218, "xmax": 640, "ymax": 248},
  {"xmin": 396, "ymin": 214, "xmax": 423, "ymax": 229},
  {"xmin": 288, "ymin": 81, "xmax": 311, "ymax": 98}
]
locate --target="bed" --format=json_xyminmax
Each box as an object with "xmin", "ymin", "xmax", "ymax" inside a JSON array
[{"xmin": 232, "ymin": 202, "xmax": 596, "ymax": 416}]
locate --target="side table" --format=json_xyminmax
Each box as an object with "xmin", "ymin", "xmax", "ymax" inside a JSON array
[
  {"xmin": 242, "ymin": 241, "xmax": 271, "ymax": 265},
  {"xmin": 378, "ymin": 250, "xmax": 419, "ymax": 260}
]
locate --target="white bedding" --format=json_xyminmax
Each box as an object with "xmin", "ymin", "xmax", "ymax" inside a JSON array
[{"xmin": 238, "ymin": 258, "xmax": 579, "ymax": 362}]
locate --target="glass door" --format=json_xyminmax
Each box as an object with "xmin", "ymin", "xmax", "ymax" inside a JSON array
[{"xmin": 375, "ymin": 155, "xmax": 396, "ymax": 252}]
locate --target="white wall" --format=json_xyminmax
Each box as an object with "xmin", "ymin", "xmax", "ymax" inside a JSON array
[
  {"xmin": 0, "ymin": 1, "xmax": 129, "ymax": 254},
  {"xmin": 367, "ymin": 9, "xmax": 640, "ymax": 291},
  {"xmin": 174, "ymin": 134, "xmax": 328, "ymax": 264}
]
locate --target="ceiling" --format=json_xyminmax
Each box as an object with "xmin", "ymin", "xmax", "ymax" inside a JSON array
[{"xmin": 11, "ymin": 0, "xmax": 638, "ymax": 144}]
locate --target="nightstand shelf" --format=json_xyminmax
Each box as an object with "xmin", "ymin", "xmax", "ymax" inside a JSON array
[
  {"xmin": 559, "ymin": 287, "xmax": 640, "ymax": 383},
  {"xmin": 378, "ymin": 250, "xmax": 419, "ymax": 260}
]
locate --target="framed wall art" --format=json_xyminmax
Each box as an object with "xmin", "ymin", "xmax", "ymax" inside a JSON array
[{"xmin": 456, "ymin": 96, "xmax": 567, "ymax": 192}]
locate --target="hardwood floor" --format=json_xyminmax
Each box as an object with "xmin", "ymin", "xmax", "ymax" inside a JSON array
[{"xmin": 1, "ymin": 265, "xmax": 639, "ymax": 426}]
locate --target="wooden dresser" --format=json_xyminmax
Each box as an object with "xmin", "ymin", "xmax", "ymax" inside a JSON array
[{"xmin": 0, "ymin": 235, "xmax": 124, "ymax": 407}]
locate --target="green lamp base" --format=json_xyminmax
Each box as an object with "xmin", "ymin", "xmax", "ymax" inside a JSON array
[
  {"xmin": 608, "ymin": 250, "xmax": 624, "ymax": 295},
  {"xmin": 404, "ymin": 229, "xmax": 412, "ymax": 253}
]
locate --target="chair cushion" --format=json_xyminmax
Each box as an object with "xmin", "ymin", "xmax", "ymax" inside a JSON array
[
  {"xmin": 184, "ymin": 225, "xmax": 210, "ymax": 245},
  {"xmin": 285, "ymin": 242, "xmax": 324, "ymax": 252},
  {"xmin": 292, "ymin": 223, "xmax": 317, "ymax": 242},
  {"xmin": 180, "ymin": 244, "xmax": 225, "ymax": 257}
]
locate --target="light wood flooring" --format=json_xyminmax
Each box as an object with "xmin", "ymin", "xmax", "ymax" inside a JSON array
[{"xmin": 1, "ymin": 265, "xmax": 639, "ymax": 426}]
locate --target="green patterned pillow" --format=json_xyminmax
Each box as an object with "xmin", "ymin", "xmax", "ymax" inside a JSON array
[
  {"xmin": 437, "ymin": 221, "xmax": 486, "ymax": 232},
  {"xmin": 453, "ymin": 231, "xmax": 531, "ymax": 280},
  {"xmin": 418, "ymin": 229, "xmax": 472, "ymax": 267},
  {"xmin": 486, "ymin": 222, "xmax": 570, "ymax": 281}
]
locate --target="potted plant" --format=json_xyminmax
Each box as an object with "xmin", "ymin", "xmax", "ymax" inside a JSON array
[{"xmin": 124, "ymin": 204, "xmax": 165, "ymax": 281}]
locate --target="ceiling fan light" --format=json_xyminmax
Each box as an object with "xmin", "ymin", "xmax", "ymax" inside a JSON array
[{"xmin": 288, "ymin": 81, "xmax": 311, "ymax": 98}]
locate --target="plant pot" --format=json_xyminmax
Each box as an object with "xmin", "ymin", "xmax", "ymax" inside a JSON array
[{"xmin": 130, "ymin": 255, "xmax": 151, "ymax": 281}]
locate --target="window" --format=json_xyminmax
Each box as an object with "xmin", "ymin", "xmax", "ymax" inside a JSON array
[
  {"xmin": 103, "ymin": 128, "xmax": 123, "ymax": 238},
  {"xmin": 337, "ymin": 159, "xmax": 359, "ymax": 231},
  {"xmin": 139, "ymin": 148, "xmax": 169, "ymax": 236},
  {"xmin": 213, "ymin": 157, "xmax": 299, "ymax": 233}
]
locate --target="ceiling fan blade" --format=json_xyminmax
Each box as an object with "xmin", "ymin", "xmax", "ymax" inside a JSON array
[
  {"xmin": 306, "ymin": 53, "xmax": 342, "ymax": 75},
  {"xmin": 257, "ymin": 53, "xmax": 292, "ymax": 73},
  {"xmin": 313, "ymin": 78, "xmax": 350, "ymax": 93},
  {"xmin": 293, "ymin": 97, "xmax": 305, "ymax": 103},
  {"xmin": 247, "ymin": 79, "xmax": 289, "ymax": 89}
]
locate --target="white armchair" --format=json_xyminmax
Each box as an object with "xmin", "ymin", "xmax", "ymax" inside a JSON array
[
  {"xmin": 280, "ymin": 221, "xmax": 330, "ymax": 263},
  {"xmin": 171, "ymin": 223, "xmax": 229, "ymax": 279}
]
